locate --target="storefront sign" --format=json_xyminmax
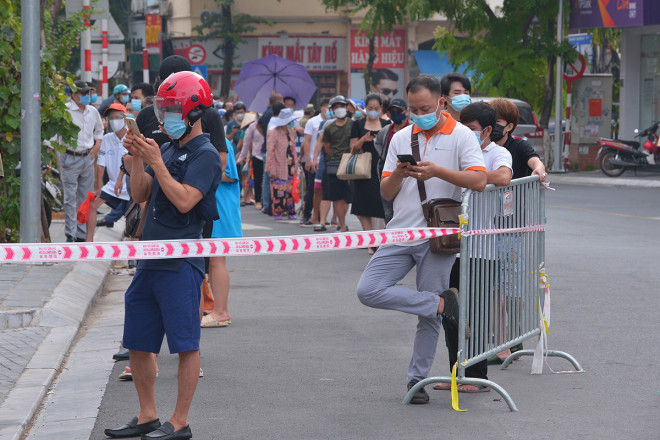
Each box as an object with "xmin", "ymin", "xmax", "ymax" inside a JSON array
[
  {"xmin": 257, "ymin": 36, "xmax": 346, "ymax": 72},
  {"xmin": 349, "ymin": 29, "xmax": 406, "ymax": 101},
  {"xmin": 145, "ymin": 14, "xmax": 161, "ymax": 55},
  {"xmin": 172, "ymin": 37, "xmax": 259, "ymax": 73},
  {"xmin": 569, "ymin": 0, "xmax": 660, "ymax": 28}
]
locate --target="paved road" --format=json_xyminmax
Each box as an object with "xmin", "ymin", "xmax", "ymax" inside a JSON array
[{"xmin": 41, "ymin": 184, "xmax": 660, "ymax": 439}]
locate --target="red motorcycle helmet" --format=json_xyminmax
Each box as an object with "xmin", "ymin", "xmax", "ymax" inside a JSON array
[
  {"xmin": 643, "ymin": 140, "xmax": 655, "ymax": 152},
  {"xmin": 154, "ymin": 71, "xmax": 212, "ymax": 123}
]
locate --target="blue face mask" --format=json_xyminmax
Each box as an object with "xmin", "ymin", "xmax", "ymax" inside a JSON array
[
  {"xmin": 79, "ymin": 95, "xmax": 90, "ymax": 106},
  {"xmin": 390, "ymin": 112, "xmax": 406, "ymax": 124},
  {"xmin": 473, "ymin": 128, "xmax": 486, "ymax": 147},
  {"xmin": 91, "ymin": 94, "xmax": 98, "ymax": 103},
  {"xmin": 450, "ymin": 94, "xmax": 471, "ymax": 112},
  {"xmin": 325, "ymin": 109, "xmax": 334, "ymax": 119},
  {"xmin": 163, "ymin": 113, "xmax": 187, "ymax": 140},
  {"xmin": 288, "ymin": 121, "xmax": 295, "ymax": 129},
  {"xmin": 131, "ymin": 99, "xmax": 142, "ymax": 113},
  {"xmin": 120, "ymin": 94, "xmax": 130, "ymax": 104},
  {"xmin": 410, "ymin": 100, "xmax": 440, "ymax": 131},
  {"xmin": 354, "ymin": 111, "xmax": 362, "ymax": 119}
]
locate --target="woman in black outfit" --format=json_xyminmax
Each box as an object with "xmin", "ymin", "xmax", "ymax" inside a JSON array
[{"xmin": 349, "ymin": 93, "xmax": 390, "ymax": 245}]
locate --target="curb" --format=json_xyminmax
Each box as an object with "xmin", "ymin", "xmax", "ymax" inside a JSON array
[
  {"xmin": 548, "ymin": 174, "xmax": 660, "ymax": 188},
  {"xmin": 0, "ymin": 227, "xmax": 121, "ymax": 440}
]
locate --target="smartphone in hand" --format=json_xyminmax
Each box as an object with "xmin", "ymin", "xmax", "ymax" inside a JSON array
[{"xmin": 397, "ymin": 154, "xmax": 417, "ymax": 166}]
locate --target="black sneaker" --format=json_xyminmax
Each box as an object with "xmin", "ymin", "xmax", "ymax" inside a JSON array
[
  {"xmin": 97, "ymin": 219, "xmax": 114, "ymax": 228},
  {"xmin": 440, "ymin": 288, "xmax": 471, "ymax": 339},
  {"xmin": 407, "ymin": 379, "xmax": 430, "ymax": 404}
]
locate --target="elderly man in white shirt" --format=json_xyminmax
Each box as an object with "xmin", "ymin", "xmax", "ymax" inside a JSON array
[{"xmin": 57, "ymin": 80, "xmax": 104, "ymax": 242}]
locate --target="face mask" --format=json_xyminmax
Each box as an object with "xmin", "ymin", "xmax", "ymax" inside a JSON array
[
  {"xmin": 287, "ymin": 121, "xmax": 295, "ymax": 129},
  {"xmin": 110, "ymin": 119, "xmax": 125, "ymax": 133},
  {"xmin": 236, "ymin": 113, "xmax": 245, "ymax": 122},
  {"xmin": 346, "ymin": 111, "xmax": 353, "ymax": 119},
  {"xmin": 391, "ymin": 112, "xmax": 406, "ymax": 124},
  {"xmin": 473, "ymin": 128, "xmax": 486, "ymax": 147},
  {"xmin": 334, "ymin": 107, "xmax": 347, "ymax": 119},
  {"xmin": 120, "ymin": 94, "xmax": 130, "ymax": 104},
  {"xmin": 325, "ymin": 109, "xmax": 334, "ymax": 119},
  {"xmin": 490, "ymin": 124, "xmax": 507, "ymax": 142},
  {"xmin": 366, "ymin": 110, "xmax": 380, "ymax": 120},
  {"xmin": 163, "ymin": 112, "xmax": 187, "ymax": 140},
  {"xmin": 354, "ymin": 111, "xmax": 362, "ymax": 119},
  {"xmin": 410, "ymin": 100, "xmax": 440, "ymax": 131},
  {"xmin": 131, "ymin": 99, "xmax": 142, "ymax": 113},
  {"xmin": 79, "ymin": 95, "xmax": 90, "ymax": 106},
  {"xmin": 450, "ymin": 94, "xmax": 471, "ymax": 112},
  {"xmin": 91, "ymin": 94, "xmax": 98, "ymax": 104}
]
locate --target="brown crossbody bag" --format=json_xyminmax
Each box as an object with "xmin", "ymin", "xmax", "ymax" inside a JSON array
[{"xmin": 410, "ymin": 130, "xmax": 461, "ymax": 254}]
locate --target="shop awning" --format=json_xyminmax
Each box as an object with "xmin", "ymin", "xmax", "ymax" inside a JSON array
[{"xmin": 412, "ymin": 50, "xmax": 472, "ymax": 78}]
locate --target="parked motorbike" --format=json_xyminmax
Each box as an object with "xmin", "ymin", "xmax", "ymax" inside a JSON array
[
  {"xmin": 14, "ymin": 161, "xmax": 64, "ymax": 226},
  {"xmin": 596, "ymin": 120, "xmax": 660, "ymax": 177}
]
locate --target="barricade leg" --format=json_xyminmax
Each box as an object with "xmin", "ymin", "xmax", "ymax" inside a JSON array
[
  {"xmin": 401, "ymin": 376, "xmax": 519, "ymax": 412},
  {"xmin": 500, "ymin": 349, "xmax": 584, "ymax": 372}
]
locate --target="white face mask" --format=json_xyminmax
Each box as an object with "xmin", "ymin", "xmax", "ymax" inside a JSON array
[
  {"xmin": 235, "ymin": 113, "xmax": 245, "ymax": 122},
  {"xmin": 334, "ymin": 107, "xmax": 347, "ymax": 119},
  {"xmin": 109, "ymin": 119, "xmax": 125, "ymax": 133}
]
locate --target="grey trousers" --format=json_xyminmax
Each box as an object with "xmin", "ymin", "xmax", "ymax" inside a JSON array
[
  {"xmin": 60, "ymin": 153, "xmax": 94, "ymax": 239},
  {"xmin": 357, "ymin": 242, "xmax": 455, "ymax": 382}
]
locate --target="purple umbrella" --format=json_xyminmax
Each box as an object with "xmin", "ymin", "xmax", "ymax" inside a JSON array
[{"xmin": 233, "ymin": 54, "xmax": 317, "ymax": 113}]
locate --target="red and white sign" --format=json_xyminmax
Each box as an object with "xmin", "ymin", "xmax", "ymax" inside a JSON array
[
  {"xmin": 187, "ymin": 44, "xmax": 207, "ymax": 65},
  {"xmin": 350, "ymin": 29, "xmax": 406, "ymax": 69},
  {"xmin": 257, "ymin": 36, "xmax": 346, "ymax": 72},
  {"xmin": 563, "ymin": 53, "xmax": 586, "ymax": 82}
]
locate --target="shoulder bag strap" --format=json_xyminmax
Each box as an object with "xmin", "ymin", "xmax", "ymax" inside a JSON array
[{"xmin": 410, "ymin": 129, "xmax": 430, "ymax": 220}]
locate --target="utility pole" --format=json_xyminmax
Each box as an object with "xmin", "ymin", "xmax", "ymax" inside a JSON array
[
  {"xmin": 552, "ymin": 0, "xmax": 566, "ymax": 173},
  {"xmin": 20, "ymin": 0, "xmax": 41, "ymax": 243},
  {"xmin": 82, "ymin": 0, "xmax": 92, "ymax": 82}
]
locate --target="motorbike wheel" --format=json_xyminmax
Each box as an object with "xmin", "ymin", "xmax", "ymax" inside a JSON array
[
  {"xmin": 42, "ymin": 197, "xmax": 52, "ymax": 227},
  {"xmin": 600, "ymin": 151, "xmax": 626, "ymax": 177}
]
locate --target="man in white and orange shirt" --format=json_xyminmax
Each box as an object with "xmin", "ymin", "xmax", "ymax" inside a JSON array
[{"xmin": 357, "ymin": 75, "xmax": 486, "ymax": 404}]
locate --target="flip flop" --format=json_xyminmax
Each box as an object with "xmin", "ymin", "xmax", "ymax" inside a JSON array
[
  {"xmin": 433, "ymin": 382, "xmax": 451, "ymax": 391},
  {"xmin": 201, "ymin": 315, "xmax": 231, "ymax": 328},
  {"xmin": 457, "ymin": 384, "xmax": 491, "ymax": 393},
  {"xmin": 313, "ymin": 224, "xmax": 327, "ymax": 232}
]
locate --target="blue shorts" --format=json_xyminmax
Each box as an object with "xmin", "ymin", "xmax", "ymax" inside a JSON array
[{"xmin": 123, "ymin": 262, "xmax": 203, "ymax": 354}]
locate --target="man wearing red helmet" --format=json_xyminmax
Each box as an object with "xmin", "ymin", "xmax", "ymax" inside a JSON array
[{"xmin": 104, "ymin": 72, "xmax": 222, "ymax": 440}]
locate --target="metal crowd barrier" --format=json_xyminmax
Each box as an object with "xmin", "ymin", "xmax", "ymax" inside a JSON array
[{"xmin": 403, "ymin": 176, "xmax": 582, "ymax": 411}]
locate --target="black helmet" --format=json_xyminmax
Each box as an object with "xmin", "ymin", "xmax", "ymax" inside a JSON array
[
  {"xmin": 329, "ymin": 95, "xmax": 347, "ymax": 107},
  {"xmin": 234, "ymin": 101, "xmax": 246, "ymax": 111}
]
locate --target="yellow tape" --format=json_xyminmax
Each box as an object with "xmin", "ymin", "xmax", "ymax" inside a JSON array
[
  {"xmin": 458, "ymin": 215, "xmax": 468, "ymax": 239},
  {"xmin": 451, "ymin": 362, "xmax": 466, "ymax": 412}
]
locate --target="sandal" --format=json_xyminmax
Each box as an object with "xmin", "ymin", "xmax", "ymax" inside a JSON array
[
  {"xmin": 201, "ymin": 315, "xmax": 231, "ymax": 328},
  {"xmin": 313, "ymin": 224, "xmax": 327, "ymax": 232},
  {"xmin": 433, "ymin": 382, "xmax": 451, "ymax": 391},
  {"xmin": 457, "ymin": 384, "xmax": 491, "ymax": 393}
]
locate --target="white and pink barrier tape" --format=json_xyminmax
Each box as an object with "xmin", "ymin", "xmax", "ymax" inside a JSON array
[{"xmin": 0, "ymin": 226, "xmax": 545, "ymax": 263}]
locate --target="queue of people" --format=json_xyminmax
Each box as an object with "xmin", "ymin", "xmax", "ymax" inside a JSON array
[{"xmin": 52, "ymin": 59, "xmax": 549, "ymax": 435}]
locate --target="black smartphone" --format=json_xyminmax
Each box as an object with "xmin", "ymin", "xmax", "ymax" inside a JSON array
[
  {"xmin": 369, "ymin": 130, "xmax": 380, "ymax": 136},
  {"xmin": 397, "ymin": 154, "xmax": 417, "ymax": 166}
]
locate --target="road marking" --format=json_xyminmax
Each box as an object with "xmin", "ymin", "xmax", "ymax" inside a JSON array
[
  {"xmin": 548, "ymin": 204, "xmax": 660, "ymax": 221},
  {"xmin": 241, "ymin": 223, "xmax": 272, "ymax": 230}
]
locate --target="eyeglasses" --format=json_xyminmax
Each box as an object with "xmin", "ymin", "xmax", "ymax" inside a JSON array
[{"xmin": 379, "ymin": 88, "xmax": 398, "ymax": 96}]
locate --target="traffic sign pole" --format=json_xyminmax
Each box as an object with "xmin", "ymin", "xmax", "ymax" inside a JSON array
[
  {"xmin": 561, "ymin": 53, "xmax": 585, "ymax": 171},
  {"xmin": 143, "ymin": 49, "xmax": 149, "ymax": 83},
  {"xmin": 551, "ymin": 0, "xmax": 564, "ymax": 173},
  {"xmin": 101, "ymin": 19, "xmax": 108, "ymax": 99}
]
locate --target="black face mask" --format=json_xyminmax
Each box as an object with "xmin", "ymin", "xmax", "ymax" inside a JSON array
[
  {"xmin": 346, "ymin": 111, "xmax": 353, "ymax": 119},
  {"xmin": 490, "ymin": 124, "xmax": 508, "ymax": 142}
]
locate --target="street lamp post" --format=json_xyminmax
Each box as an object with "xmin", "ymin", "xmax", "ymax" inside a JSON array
[
  {"xmin": 20, "ymin": 0, "xmax": 42, "ymax": 243},
  {"xmin": 552, "ymin": 0, "xmax": 566, "ymax": 173}
]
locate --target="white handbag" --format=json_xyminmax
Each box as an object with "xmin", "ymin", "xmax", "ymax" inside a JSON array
[{"xmin": 336, "ymin": 152, "xmax": 372, "ymax": 181}]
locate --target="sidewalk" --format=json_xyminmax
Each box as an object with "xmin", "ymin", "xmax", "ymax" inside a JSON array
[
  {"xmin": 0, "ymin": 220, "xmax": 122, "ymax": 440},
  {"xmin": 548, "ymin": 169, "xmax": 660, "ymax": 188}
]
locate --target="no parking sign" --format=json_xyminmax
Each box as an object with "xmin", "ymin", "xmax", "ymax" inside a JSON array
[{"xmin": 187, "ymin": 44, "xmax": 207, "ymax": 65}]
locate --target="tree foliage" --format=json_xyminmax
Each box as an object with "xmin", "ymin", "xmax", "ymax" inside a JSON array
[
  {"xmin": 193, "ymin": 0, "xmax": 271, "ymax": 99},
  {"xmin": 321, "ymin": 0, "xmax": 411, "ymax": 92},
  {"xmin": 0, "ymin": 0, "xmax": 89, "ymax": 242},
  {"xmin": 430, "ymin": 0, "xmax": 575, "ymax": 125}
]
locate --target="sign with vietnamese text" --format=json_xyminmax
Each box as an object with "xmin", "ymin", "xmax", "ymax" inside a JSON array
[
  {"xmin": 257, "ymin": 36, "xmax": 346, "ymax": 72},
  {"xmin": 569, "ymin": 0, "xmax": 643, "ymax": 28},
  {"xmin": 349, "ymin": 29, "xmax": 406, "ymax": 101}
]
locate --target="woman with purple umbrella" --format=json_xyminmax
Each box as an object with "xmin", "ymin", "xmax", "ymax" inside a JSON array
[{"xmin": 265, "ymin": 108, "xmax": 301, "ymax": 220}]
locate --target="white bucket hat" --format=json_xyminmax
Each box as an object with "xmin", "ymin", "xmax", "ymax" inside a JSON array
[{"xmin": 268, "ymin": 108, "xmax": 301, "ymax": 128}]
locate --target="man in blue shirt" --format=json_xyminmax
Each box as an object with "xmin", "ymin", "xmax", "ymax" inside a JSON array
[{"xmin": 104, "ymin": 72, "xmax": 221, "ymax": 440}]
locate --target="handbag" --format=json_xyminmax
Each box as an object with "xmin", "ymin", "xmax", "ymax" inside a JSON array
[
  {"xmin": 337, "ymin": 152, "xmax": 372, "ymax": 181},
  {"xmin": 123, "ymin": 200, "xmax": 142, "ymax": 238},
  {"xmin": 410, "ymin": 130, "xmax": 461, "ymax": 254},
  {"xmin": 325, "ymin": 158, "xmax": 341, "ymax": 175}
]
